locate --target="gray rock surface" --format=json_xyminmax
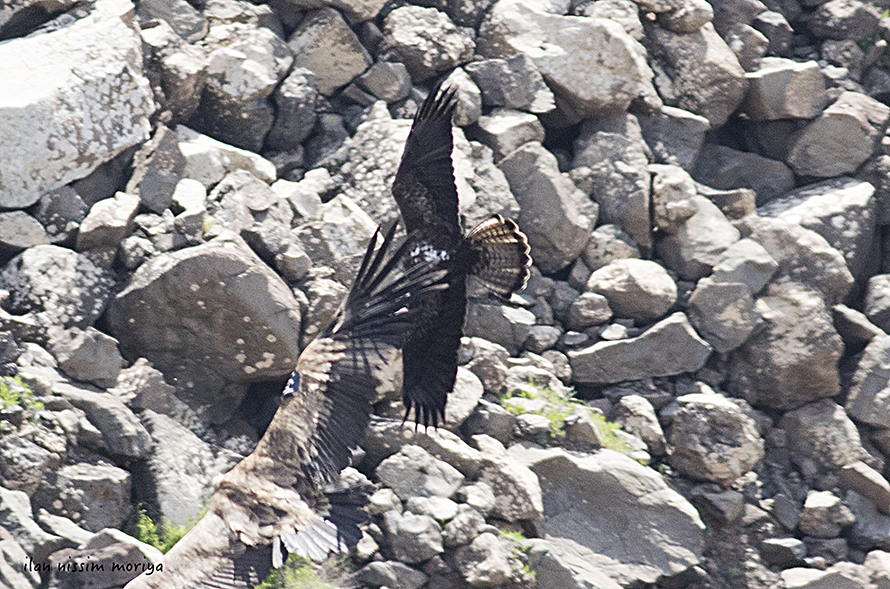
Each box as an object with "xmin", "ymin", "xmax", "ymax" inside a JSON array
[
  {"xmin": 742, "ymin": 58, "xmax": 828, "ymax": 120},
  {"xmin": 646, "ymin": 22, "xmax": 748, "ymax": 127},
  {"xmin": 0, "ymin": 0, "xmax": 155, "ymax": 209},
  {"xmin": 586, "ymin": 259, "xmax": 678, "ymax": 321},
  {"xmin": 135, "ymin": 410, "xmax": 238, "ymax": 526},
  {"xmin": 781, "ymin": 399, "xmax": 867, "ymax": 473},
  {"xmin": 383, "ymin": 510, "xmax": 444, "ymax": 564},
  {"xmin": 0, "ymin": 485, "xmax": 63, "ymax": 563},
  {"xmin": 760, "ymin": 177, "xmax": 876, "ymax": 280},
  {"xmin": 54, "ymin": 382, "xmax": 152, "ymax": 458},
  {"xmin": 668, "ymin": 393, "xmax": 765, "ymax": 484},
  {"xmin": 846, "ymin": 335, "xmax": 890, "ymax": 428},
  {"xmin": 514, "ymin": 446, "xmax": 705, "ymax": 586},
  {"xmin": 0, "ymin": 436, "xmax": 54, "ymax": 497},
  {"xmin": 376, "ymin": 445, "xmax": 465, "ymax": 501},
  {"xmin": 692, "ymin": 144, "xmax": 795, "ymax": 206},
  {"xmin": 687, "ymin": 278, "xmax": 760, "ymax": 353},
  {"xmin": 191, "ymin": 23, "xmax": 291, "ymax": 152},
  {"xmin": 569, "ymin": 313, "xmax": 712, "ymax": 384},
  {"xmin": 288, "ymin": 7, "xmax": 371, "ymax": 96},
  {"xmin": 381, "ymin": 6, "xmax": 474, "ymax": 82},
  {"xmin": 50, "ymin": 327, "xmax": 123, "ymax": 388},
  {"xmin": 465, "ymin": 54, "xmax": 554, "ymax": 114},
  {"xmin": 637, "ymin": 105, "xmax": 710, "ymax": 171},
  {"xmin": 572, "ymin": 114, "xmax": 651, "ymax": 251},
  {"xmin": 498, "ymin": 142, "xmax": 595, "ymax": 273},
  {"xmin": 478, "ymin": 0, "xmax": 658, "ymax": 117},
  {"xmin": 0, "ymin": 245, "xmax": 112, "ymax": 332},
  {"xmin": 741, "ymin": 215, "xmax": 853, "ymax": 304},
  {"xmin": 710, "ymin": 238, "xmax": 779, "ymax": 294},
  {"xmin": 34, "ymin": 462, "xmax": 131, "ymax": 533},
  {"xmin": 106, "ymin": 234, "xmax": 301, "ymax": 422},
  {"xmin": 729, "ymin": 282, "xmax": 843, "ymax": 410},
  {"xmin": 787, "ymin": 91, "xmax": 890, "ymax": 178}
]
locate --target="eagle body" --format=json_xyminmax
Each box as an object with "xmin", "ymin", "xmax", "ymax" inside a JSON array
[{"xmin": 392, "ymin": 85, "xmax": 532, "ymax": 428}]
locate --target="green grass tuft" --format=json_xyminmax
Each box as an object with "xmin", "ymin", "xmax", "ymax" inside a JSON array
[
  {"xmin": 133, "ymin": 509, "xmax": 203, "ymax": 554},
  {"xmin": 0, "ymin": 376, "xmax": 43, "ymax": 411},
  {"xmin": 256, "ymin": 555, "xmax": 337, "ymax": 589},
  {"xmin": 500, "ymin": 379, "xmax": 631, "ymax": 453}
]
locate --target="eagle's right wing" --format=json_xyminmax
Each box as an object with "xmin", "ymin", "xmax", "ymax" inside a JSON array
[
  {"xmin": 391, "ymin": 84, "xmax": 461, "ymax": 243},
  {"xmin": 271, "ymin": 222, "xmax": 449, "ymax": 488}
]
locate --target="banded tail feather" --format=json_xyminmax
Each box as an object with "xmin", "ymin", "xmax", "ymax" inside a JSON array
[{"xmin": 464, "ymin": 214, "xmax": 532, "ymax": 298}]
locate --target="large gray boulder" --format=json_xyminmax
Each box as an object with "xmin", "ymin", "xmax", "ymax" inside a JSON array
[
  {"xmin": 0, "ymin": 245, "xmax": 112, "ymax": 331},
  {"xmin": 585, "ymin": 259, "xmax": 677, "ymax": 322},
  {"xmin": 288, "ymin": 7, "xmax": 371, "ymax": 96},
  {"xmin": 741, "ymin": 58, "xmax": 827, "ymax": 120},
  {"xmin": 741, "ymin": 215, "xmax": 853, "ymax": 304},
  {"xmin": 759, "ymin": 177, "xmax": 876, "ymax": 282},
  {"xmin": 645, "ymin": 22, "xmax": 748, "ymax": 127},
  {"xmin": 786, "ymin": 92, "xmax": 890, "ymax": 178},
  {"xmin": 106, "ymin": 234, "xmax": 301, "ymax": 423},
  {"xmin": 569, "ymin": 313, "xmax": 712, "ymax": 384},
  {"xmin": 513, "ymin": 446, "xmax": 705, "ymax": 586},
  {"xmin": 190, "ymin": 23, "xmax": 292, "ymax": 153},
  {"xmin": 729, "ymin": 282, "xmax": 843, "ymax": 410},
  {"xmin": 498, "ymin": 142, "xmax": 595, "ymax": 273},
  {"xmin": 572, "ymin": 114, "xmax": 651, "ymax": 251},
  {"xmin": 380, "ymin": 5, "xmax": 475, "ymax": 82},
  {"xmin": 477, "ymin": 0, "xmax": 658, "ymax": 117},
  {"xmin": 0, "ymin": 0, "xmax": 155, "ymax": 209},
  {"xmin": 668, "ymin": 393, "xmax": 764, "ymax": 484},
  {"xmin": 34, "ymin": 463, "xmax": 131, "ymax": 533},
  {"xmin": 780, "ymin": 399, "xmax": 867, "ymax": 473},
  {"xmin": 54, "ymin": 382, "xmax": 152, "ymax": 459}
]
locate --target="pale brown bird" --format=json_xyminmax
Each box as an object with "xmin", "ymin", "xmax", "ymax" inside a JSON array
[
  {"xmin": 392, "ymin": 84, "xmax": 532, "ymax": 428},
  {"xmin": 124, "ymin": 224, "xmax": 447, "ymax": 589}
]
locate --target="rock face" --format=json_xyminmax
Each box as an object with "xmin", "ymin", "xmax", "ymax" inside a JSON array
[
  {"xmin": 478, "ymin": 0, "xmax": 658, "ymax": 117},
  {"xmin": 106, "ymin": 234, "xmax": 300, "ymax": 422},
  {"xmin": 569, "ymin": 313, "xmax": 713, "ymax": 383},
  {"xmin": 516, "ymin": 446, "xmax": 705, "ymax": 586},
  {"xmin": 0, "ymin": 0, "xmax": 154, "ymax": 209},
  {"xmin": 668, "ymin": 393, "xmax": 765, "ymax": 484}
]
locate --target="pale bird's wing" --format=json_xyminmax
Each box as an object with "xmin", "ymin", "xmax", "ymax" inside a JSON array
[{"xmin": 125, "ymin": 224, "xmax": 447, "ymax": 589}]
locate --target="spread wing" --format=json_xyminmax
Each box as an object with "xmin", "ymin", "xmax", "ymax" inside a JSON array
[
  {"xmin": 391, "ymin": 84, "xmax": 461, "ymax": 247},
  {"xmin": 125, "ymin": 224, "xmax": 447, "ymax": 589},
  {"xmin": 280, "ymin": 222, "xmax": 448, "ymax": 486}
]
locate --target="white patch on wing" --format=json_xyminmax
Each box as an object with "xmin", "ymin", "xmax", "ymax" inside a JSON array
[{"xmin": 410, "ymin": 243, "xmax": 450, "ymax": 263}]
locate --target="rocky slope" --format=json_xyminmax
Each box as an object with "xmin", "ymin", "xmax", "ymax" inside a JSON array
[{"xmin": 2, "ymin": 0, "xmax": 890, "ymax": 587}]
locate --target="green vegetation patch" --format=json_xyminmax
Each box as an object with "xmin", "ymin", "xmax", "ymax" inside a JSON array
[
  {"xmin": 0, "ymin": 376, "xmax": 43, "ymax": 411},
  {"xmin": 499, "ymin": 378, "xmax": 631, "ymax": 453},
  {"xmin": 133, "ymin": 510, "xmax": 200, "ymax": 554},
  {"xmin": 257, "ymin": 554, "xmax": 344, "ymax": 589}
]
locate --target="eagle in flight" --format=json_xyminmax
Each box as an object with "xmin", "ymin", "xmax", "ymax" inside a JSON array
[
  {"xmin": 124, "ymin": 225, "xmax": 448, "ymax": 589},
  {"xmin": 392, "ymin": 84, "xmax": 532, "ymax": 428}
]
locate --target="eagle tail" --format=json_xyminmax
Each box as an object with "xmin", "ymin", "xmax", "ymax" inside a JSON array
[
  {"xmin": 463, "ymin": 214, "xmax": 532, "ymax": 298},
  {"xmin": 274, "ymin": 485, "xmax": 372, "ymax": 566}
]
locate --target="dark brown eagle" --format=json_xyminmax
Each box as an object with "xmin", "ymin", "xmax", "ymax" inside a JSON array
[
  {"xmin": 124, "ymin": 225, "xmax": 447, "ymax": 589},
  {"xmin": 392, "ymin": 85, "xmax": 532, "ymax": 428}
]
